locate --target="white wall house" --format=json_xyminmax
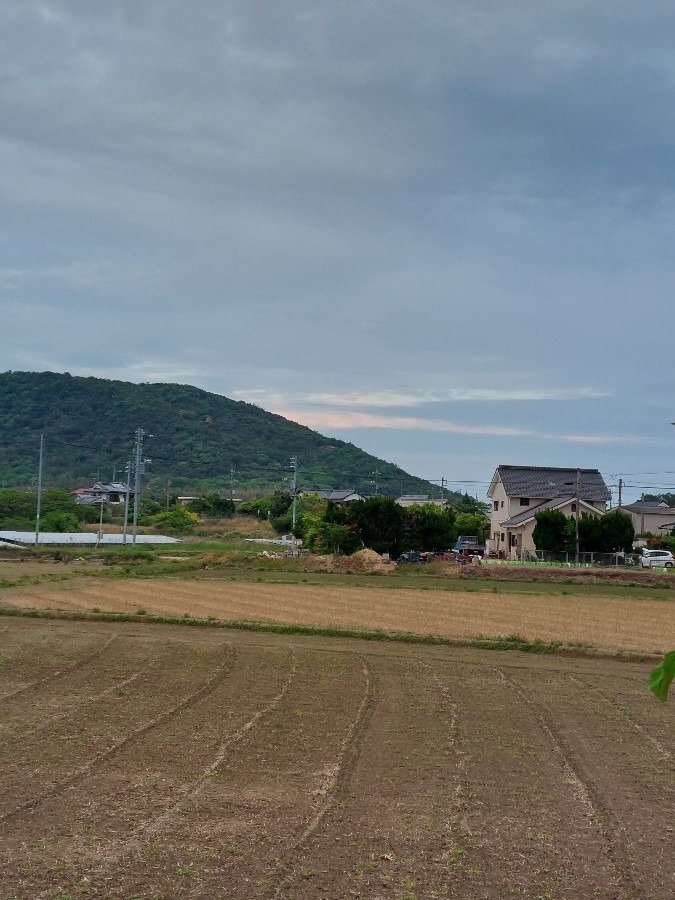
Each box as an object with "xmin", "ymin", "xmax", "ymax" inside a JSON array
[{"xmin": 486, "ymin": 465, "xmax": 610, "ymax": 559}]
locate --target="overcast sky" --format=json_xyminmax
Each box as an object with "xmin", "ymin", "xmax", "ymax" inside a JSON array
[{"xmin": 2, "ymin": 1, "xmax": 675, "ymax": 502}]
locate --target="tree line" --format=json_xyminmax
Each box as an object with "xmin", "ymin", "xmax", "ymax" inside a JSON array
[{"xmin": 240, "ymin": 492, "xmax": 489, "ymax": 558}]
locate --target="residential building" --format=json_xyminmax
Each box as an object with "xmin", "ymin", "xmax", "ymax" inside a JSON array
[
  {"xmin": 618, "ymin": 499, "xmax": 675, "ymax": 536},
  {"xmin": 71, "ymin": 481, "xmax": 133, "ymax": 505},
  {"xmin": 297, "ymin": 489, "xmax": 365, "ymax": 503},
  {"xmin": 487, "ymin": 465, "xmax": 610, "ymax": 559}
]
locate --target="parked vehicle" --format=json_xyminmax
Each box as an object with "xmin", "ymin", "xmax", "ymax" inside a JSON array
[
  {"xmin": 640, "ymin": 549, "xmax": 675, "ymax": 568},
  {"xmin": 397, "ymin": 550, "xmax": 433, "ymax": 564},
  {"xmin": 453, "ymin": 535, "xmax": 485, "ymax": 556}
]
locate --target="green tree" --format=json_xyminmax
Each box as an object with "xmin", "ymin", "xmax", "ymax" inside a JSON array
[
  {"xmin": 457, "ymin": 493, "xmax": 490, "ymax": 515},
  {"xmin": 402, "ymin": 504, "xmax": 456, "ymax": 551},
  {"xmin": 454, "ymin": 512, "xmax": 489, "ymax": 543},
  {"xmin": 598, "ymin": 510, "xmax": 635, "ymax": 552},
  {"xmin": 310, "ymin": 521, "xmax": 362, "ymax": 555},
  {"xmin": 532, "ymin": 509, "xmax": 575, "ymax": 553},
  {"xmin": 346, "ymin": 496, "xmax": 404, "ymax": 557},
  {"xmin": 187, "ymin": 494, "xmax": 235, "ymax": 517},
  {"xmin": 151, "ymin": 507, "xmax": 199, "ymax": 534},
  {"xmin": 578, "ymin": 514, "xmax": 603, "ymax": 552},
  {"xmin": 40, "ymin": 511, "xmax": 79, "ymax": 533}
]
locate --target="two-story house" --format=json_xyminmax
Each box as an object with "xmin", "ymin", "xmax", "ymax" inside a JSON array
[{"xmin": 487, "ymin": 465, "xmax": 610, "ymax": 559}]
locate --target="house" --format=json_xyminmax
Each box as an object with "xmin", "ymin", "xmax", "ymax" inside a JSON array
[
  {"xmin": 487, "ymin": 465, "xmax": 610, "ymax": 559},
  {"xmin": 396, "ymin": 494, "xmax": 459, "ymax": 511},
  {"xmin": 297, "ymin": 490, "xmax": 365, "ymax": 503},
  {"xmin": 71, "ymin": 481, "xmax": 133, "ymax": 505},
  {"xmin": 618, "ymin": 499, "xmax": 675, "ymax": 536}
]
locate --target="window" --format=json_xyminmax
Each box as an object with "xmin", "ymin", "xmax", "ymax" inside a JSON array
[
  {"xmin": 520, "ymin": 498, "xmax": 529, "ymax": 506},
  {"xmin": 501, "ymin": 532, "xmax": 505, "ymax": 541},
  {"xmin": 493, "ymin": 501, "xmax": 499, "ymax": 511},
  {"xmin": 571, "ymin": 503, "xmax": 577, "ymax": 512},
  {"xmin": 501, "ymin": 501, "xmax": 504, "ymax": 508}
]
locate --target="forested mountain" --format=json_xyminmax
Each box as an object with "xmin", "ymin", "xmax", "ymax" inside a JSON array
[{"xmin": 0, "ymin": 371, "xmax": 445, "ymax": 498}]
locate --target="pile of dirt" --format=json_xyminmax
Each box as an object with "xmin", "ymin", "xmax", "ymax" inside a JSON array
[{"xmin": 329, "ymin": 548, "xmax": 395, "ymax": 574}]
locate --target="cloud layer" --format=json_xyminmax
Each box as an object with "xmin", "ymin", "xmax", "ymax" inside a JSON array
[{"xmin": 2, "ymin": 1, "xmax": 675, "ymax": 500}]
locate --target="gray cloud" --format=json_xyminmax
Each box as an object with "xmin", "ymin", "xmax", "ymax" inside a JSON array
[{"xmin": 1, "ymin": 0, "xmax": 674, "ymax": 500}]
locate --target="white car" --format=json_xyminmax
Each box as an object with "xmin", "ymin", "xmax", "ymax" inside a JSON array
[{"xmin": 640, "ymin": 549, "xmax": 675, "ymax": 568}]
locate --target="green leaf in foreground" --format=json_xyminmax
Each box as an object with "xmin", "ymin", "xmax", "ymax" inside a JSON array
[{"xmin": 649, "ymin": 650, "xmax": 675, "ymax": 702}]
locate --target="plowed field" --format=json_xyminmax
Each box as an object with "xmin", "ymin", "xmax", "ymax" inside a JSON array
[{"xmin": 1, "ymin": 616, "xmax": 674, "ymax": 899}]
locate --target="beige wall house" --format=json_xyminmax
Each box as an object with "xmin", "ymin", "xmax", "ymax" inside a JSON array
[
  {"xmin": 487, "ymin": 465, "xmax": 610, "ymax": 559},
  {"xmin": 619, "ymin": 500, "xmax": 675, "ymax": 536}
]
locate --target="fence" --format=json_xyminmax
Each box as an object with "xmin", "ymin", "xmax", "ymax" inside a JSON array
[{"xmin": 525, "ymin": 550, "xmax": 648, "ymax": 568}]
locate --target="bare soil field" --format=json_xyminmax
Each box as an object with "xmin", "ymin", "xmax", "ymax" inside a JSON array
[
  {"xmin": 4, "ymin": 575, "xmax": 675, "ymax": 653},
  {"xmin": 0, "ymin": 616, "xmax": 674, "ymax": 899}
]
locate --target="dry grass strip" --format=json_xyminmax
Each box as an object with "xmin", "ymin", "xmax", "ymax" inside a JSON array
[{"xmin": 5, "ymin": 578, "xmax": 675, "ymax": 654}]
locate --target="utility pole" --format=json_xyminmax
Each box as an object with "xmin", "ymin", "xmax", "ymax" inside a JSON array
[
  {"xmin": 131, "ymin": 428, "xmax": 151, "ymax": 546},
  {"xmin": 618, "ymin": 478, "xmax": 623, "ymax": 509},
  {"xmin": 440, "ymin": 477, "xmax": 446, "ymax": 501},
  {"xmin": 230, "ymin": 466, "xmax": 237, "ymax": 502},
  {"xmin": 97, "ymin": 500, "xmax": 105, "ymax": 545},
  {"xmin": 372, "ymin": 466, "xmax": 380, "ymax": 496},
  {"xmin": 122, "ymin": 460, "xmax": 132, "ymax": 545},
  {"xmin": 34, "ymin": 434, "xmax": 44, "ymax": 548},
  {"xmin": 575, "ymin": 468, "xmax": 581, "ymax": 565},
  {"xmin": 290, "ymin": 456, "xmax": 298, "ymax": 557},
  {"xmin": 640, "ymin": 492, "xmax": 645, "ymax": 537}
]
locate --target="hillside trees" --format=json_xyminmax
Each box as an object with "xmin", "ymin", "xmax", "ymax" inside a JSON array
[{"xmin": 0, "ymin": 371, "xmax": 445, "ymax": 497}]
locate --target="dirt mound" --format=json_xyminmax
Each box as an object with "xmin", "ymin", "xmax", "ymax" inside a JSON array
[{"xmin": 329, "ymin": 548, "xmax": 394, "ymax": 574}]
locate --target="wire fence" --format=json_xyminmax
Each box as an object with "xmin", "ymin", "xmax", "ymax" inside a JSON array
[{"xmin": 518, "ymin": 550, "xmax": 665, "ymax": 568}]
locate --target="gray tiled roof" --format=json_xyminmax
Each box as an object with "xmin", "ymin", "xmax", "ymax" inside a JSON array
[
  {"xmin": 315, "ymin": 490, "xmax": 363, "ymax": 501},
  {"xmin": 496, "ymin": 466, "xmax": 610, "ymax": 502},
  {"xmin": 501, "ymin": 496, "xmax": 601, "ymax": 526},
  {"xmin": 622, "ymin": 501, "xmax": 675, "ymax": 513}
]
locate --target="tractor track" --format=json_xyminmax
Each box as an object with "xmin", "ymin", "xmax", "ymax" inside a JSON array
[
  {"xmin": 567, "ymin": 672, "xmax": 672, "ymax": 762},
  {"xmin": 266, "ymin": 657, "xmax": 375, "ymax": 900},
  {"xmin": 495, "ymin": 667, "xmax": 638, "ymax": 898},
  {"xmin": 0, "ymin": 643, "xmax": 235, "ymax": 825},
  {"xmin": 0, "ymin": 633, "xmax": 119, "ymax": 702}
]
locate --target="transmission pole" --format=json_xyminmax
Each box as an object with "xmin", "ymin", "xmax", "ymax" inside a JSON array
[
  {"xmin": 372, "ymin": 466, "xmax": 380, "ymax": 496},
  {"xmin": 122, "ymin": 459, "xmax": 132, "ymax": 545},
  {"xmin": 575, "ymin": 468, "xmax": 581, "ymax": 565},
  {"xmin": 290, "ymin": 456, "xmax": 298, "ymax": 557},
  {"xmin": 34, "ymin": 434, "xmax": 44, "ymax": 548},
  {"xmin": 131, "ymin": 428, "xmax": 151, "ymax": 546}
]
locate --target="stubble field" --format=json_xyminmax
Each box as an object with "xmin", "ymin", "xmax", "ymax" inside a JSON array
[{"xmin": 1, "ymin": 608, "xmax": 674, "ymax": 900}]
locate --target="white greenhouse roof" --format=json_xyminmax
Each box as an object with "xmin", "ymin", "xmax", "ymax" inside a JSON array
[{"xmin": 0, "ymin": 531, "xmax": 182, "ymax": 546}]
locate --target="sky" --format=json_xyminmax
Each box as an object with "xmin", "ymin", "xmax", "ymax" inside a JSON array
[{"xmin": 2, "ymin": 0, "xmax": 675, "ymax": 503}]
